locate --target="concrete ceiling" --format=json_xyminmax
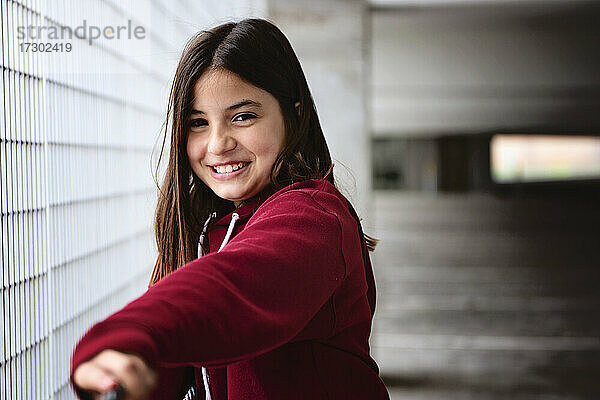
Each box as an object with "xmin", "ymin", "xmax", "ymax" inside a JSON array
[{"xmin": 370, "ymin": 0, "xmax": 594, "ymax": 6}]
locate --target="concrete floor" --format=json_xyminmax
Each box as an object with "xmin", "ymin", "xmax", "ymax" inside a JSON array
[{"xmin": 370, "ymin": 191, "xmax": 600, "ymax": 400}]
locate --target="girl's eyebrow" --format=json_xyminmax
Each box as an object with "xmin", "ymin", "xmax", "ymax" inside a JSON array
[{"xmin": 190, "ymin": 99, "xmax": 263, "ymax": 115}]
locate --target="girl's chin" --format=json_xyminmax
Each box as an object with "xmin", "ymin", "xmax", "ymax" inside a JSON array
[
  {"xmin": 212, "ymin": 187, "xmax": 250, "ymax": 203},
  {"xmin": 207, "ymin": 180, "xmax": 269, "ymax": 204}
]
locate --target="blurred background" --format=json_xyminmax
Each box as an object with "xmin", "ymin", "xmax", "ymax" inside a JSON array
[{"xmin": 1, "ymin": 0, "xmax": 599, "ymax": 399}]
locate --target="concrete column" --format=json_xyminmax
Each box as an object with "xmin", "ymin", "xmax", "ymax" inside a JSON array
[{"xmin": 267, "ymin": 0, "xmax": 373, "ymax": 227}]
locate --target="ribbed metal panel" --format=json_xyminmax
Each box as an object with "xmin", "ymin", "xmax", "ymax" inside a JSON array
[{"xmin": 1, "ymin": 1, "xmax": 264, "ymax": 398}]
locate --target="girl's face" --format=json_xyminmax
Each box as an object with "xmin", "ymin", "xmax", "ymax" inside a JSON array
[{"xmin": 186, "ymin": 69, "xmax": 286, "ymax": 207}]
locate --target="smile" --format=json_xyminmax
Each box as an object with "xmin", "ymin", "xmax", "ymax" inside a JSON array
[
  {"xmin": 211, "ymin": 162, "xmax": 249, "ymax": 174},
  {"xmin": 208, "ymin": 162, "xmax": 251, "ymax": 180}
]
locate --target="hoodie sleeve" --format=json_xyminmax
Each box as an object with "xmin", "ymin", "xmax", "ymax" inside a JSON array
[{"xmin": 70, "ymin": 190, "xmax": 347, "ymax": 389}]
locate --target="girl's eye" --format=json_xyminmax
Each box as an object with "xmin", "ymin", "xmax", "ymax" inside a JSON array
[
  {"xmin": 190, "ymin": 118, "xmax": 208, "ymax": 128},
  {"xmin": 233, "ymin": 113, "xmax": 256, "ymax": 123}
]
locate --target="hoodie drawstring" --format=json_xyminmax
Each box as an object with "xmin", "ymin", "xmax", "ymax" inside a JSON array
[
  {"xmin": 195, "ymin": 212, "xmax": 240, "ymax": 400},
  {"xmin": 218, "ymin": 212, "xmax": 240, "ymax": 252},
  {"xmin": 198, "ymin": 212, "xmax": 217, "ymax": 258}
]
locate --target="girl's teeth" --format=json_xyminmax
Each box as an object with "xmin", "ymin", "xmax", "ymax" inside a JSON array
[{"xmin": 214, "ymin": 162, "xmax": 246, "ymax": 173}]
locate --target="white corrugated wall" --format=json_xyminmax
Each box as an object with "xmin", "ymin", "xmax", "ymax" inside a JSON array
[{"xmin": 0, "ymin": 1, "xmax": 265, "ymax": 398}]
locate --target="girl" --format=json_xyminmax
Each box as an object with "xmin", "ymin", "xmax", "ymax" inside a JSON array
[{"xmin": 71, "ymin": 18, "xmax": 390, "ymax": 400}]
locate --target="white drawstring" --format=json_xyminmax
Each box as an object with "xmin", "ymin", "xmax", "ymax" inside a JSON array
[
  {"xmin": 198, "ymin": 212, "xmax": 217, "ymax": 258},
  {"xmin": 197, "ymin": 211, "xmax": 240, "ymax": 400},
  {"xmin": 218, "ymin": 213, "xmax": 239, "ymax": 252},
  {"xmin": 201, "ymin": 368, "xmax": 211, "ymax": 400}
]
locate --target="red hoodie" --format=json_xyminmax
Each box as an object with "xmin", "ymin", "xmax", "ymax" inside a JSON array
[{"xmin": 70, "ymin": 179, "xmax": 390, "ymax": 399}]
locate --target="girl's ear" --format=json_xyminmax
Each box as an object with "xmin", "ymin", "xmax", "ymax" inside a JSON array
[{"xmin": 294, "ymin": 101, "xmax": 301, "ymax": 116}]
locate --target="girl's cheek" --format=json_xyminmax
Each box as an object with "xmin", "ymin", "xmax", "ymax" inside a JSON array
[
  {"xmin": 186, "ymin": 138, "xmax": 194, "ymax": 161},
  {"xmin": 187, "ymin": 137, "xmax": 206, "ymax": 163}
]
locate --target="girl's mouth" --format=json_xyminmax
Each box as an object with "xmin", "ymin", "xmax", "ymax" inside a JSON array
[{"xmin": 209, "ymin": 162, "xmax": 251, "ymax": 179}]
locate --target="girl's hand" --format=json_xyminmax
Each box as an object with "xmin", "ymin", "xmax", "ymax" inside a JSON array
[{"xmin": 73, "ymin": 349, "xmax": 158, "ymax": 400}]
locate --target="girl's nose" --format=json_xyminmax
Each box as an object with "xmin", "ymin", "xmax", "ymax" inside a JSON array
[{"xmin": 207, "ymin": 126, "xmax": 236, "ymax": 155}]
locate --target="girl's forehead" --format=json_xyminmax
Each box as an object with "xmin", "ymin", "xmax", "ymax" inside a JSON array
[
  {"xmin": 193, "ymin": 69, "xmax": 261, "ymax": 99},
  {"xmin": 190, "ymin": 69, "xmax": 274, "ymax": 112}
]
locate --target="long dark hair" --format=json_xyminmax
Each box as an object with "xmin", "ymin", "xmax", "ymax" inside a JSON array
[{"xmin": 150, "ymin": 18, "xmax": 377, "ymax": 286}]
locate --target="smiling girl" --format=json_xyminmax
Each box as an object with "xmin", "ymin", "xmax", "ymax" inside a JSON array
[
  {"xmin": 70, "ymin": 18, "xmax": 389, "ymax": 400},
  {"xmin": 187, "ymin": 69, "xmax": 286, "ymax": 206}
]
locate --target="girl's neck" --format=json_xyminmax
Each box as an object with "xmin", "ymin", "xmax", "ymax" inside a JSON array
[{"xmin": 233, "ymin": 185, "xmax": 276, "ymax": 209}]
